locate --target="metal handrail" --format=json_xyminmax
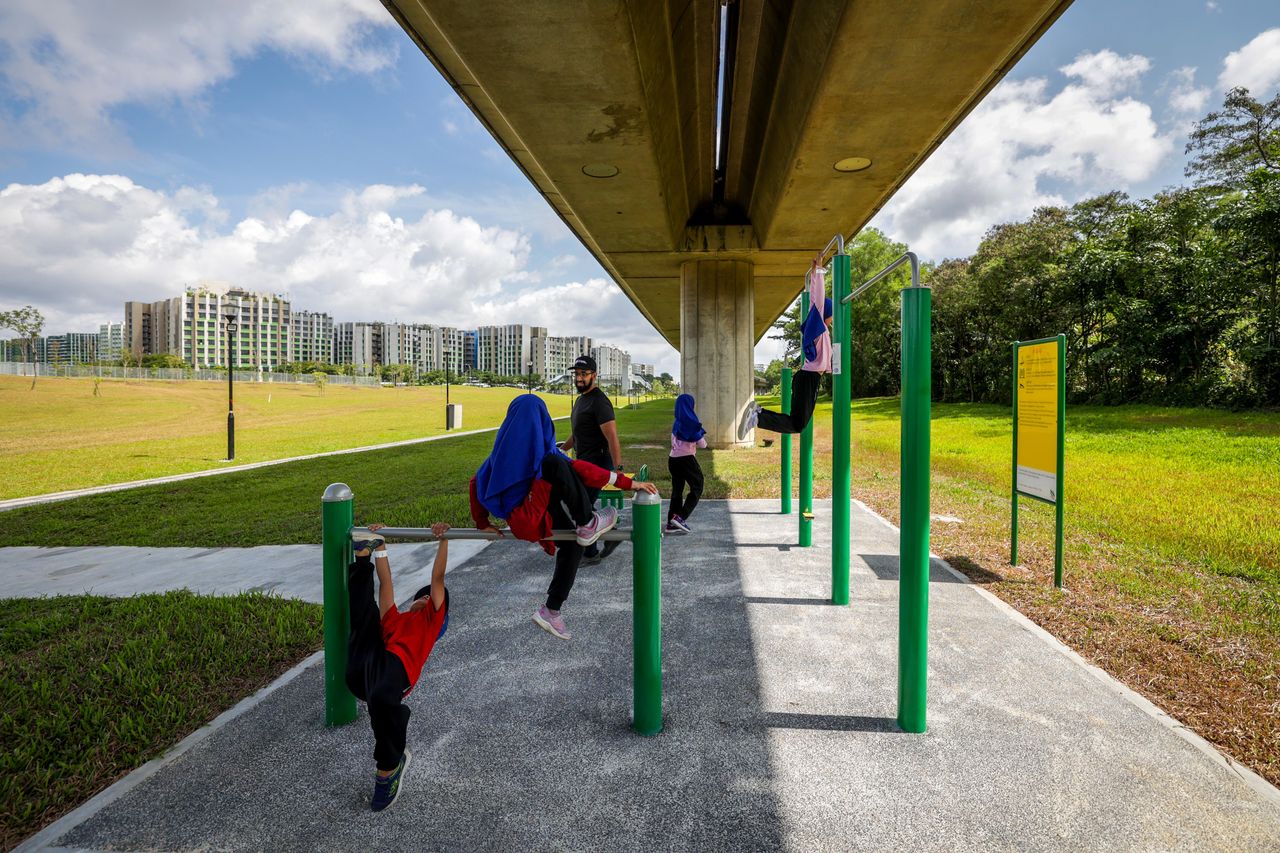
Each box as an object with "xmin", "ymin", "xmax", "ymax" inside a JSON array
[
  {"xmin": 843, "ymin": 251, "xmax": 921, "ymax": 302},
  {"xmin": 353, "ymin": 526, "xmax": 637, "ymax": 543}
]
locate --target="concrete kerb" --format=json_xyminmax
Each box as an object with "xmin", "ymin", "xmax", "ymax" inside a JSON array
[
  {"xmin": 0, "ymin": 418, "xmax": 568, "ymax": 513},
  {"xmin": 852, "ymin": 497, "xmax": 1280, "ymax": 808}
]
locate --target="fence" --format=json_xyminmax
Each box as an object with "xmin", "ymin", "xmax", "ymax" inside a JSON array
[{"xmin": 0, "ymin": 362, "xmax": 379, "ymax": 386}]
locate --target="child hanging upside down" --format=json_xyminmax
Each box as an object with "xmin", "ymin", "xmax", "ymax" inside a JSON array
[
  {"xmin": 345, "ymin": 520, "xmax": 451, "ymax": 813},
  {"xmin": 667, "ymin": 393, "xmax": 707, "ymax": 534},
  {"xmin": 469, "ymin": 395, "xmax": 659, "ymax": 640},
  {"xmin": 739, "ymin": 261, "xmax": 833, "ymax": 439}
]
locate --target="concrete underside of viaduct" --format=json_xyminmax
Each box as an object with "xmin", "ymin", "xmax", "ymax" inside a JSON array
[{"xmin": 382, "ymin": 0, "xmax": 1073, "ymax": 443}]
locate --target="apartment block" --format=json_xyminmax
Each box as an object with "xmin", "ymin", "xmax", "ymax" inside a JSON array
[
  {"xmin": 476, "ymin": 325, "xmax": 546, "ymax": 376},
  {"xmin": 40, "ymin": 333, "xmax": 98, "ymax": 365},
  {"xmin": 124, "ymin": 299, "xmax": 180, "ymax": 359},
  {"xmin": 177, "ymin": 286, "xmax": 290, "ymax": 370},
  {"xmin": 530, "ymin": 331, "xmax": 593, "ymax": 382},
  {"xmin": 462, "ymin": 330, "xmax": 478, "ymax": 372},
  {"xmin": 98, "ymin": 322, "xmax": 124, "ymax": 362},
  {"xmin": 334, "ymin": 322, "xmax": 379, "ymax": 375},
  {"xmin": 291, "ymin": 311, "xmax": 334, "ymax": 364},
  {"xmin": 591, "ymin": 343, "xmax": 632, "ymax": 392}
]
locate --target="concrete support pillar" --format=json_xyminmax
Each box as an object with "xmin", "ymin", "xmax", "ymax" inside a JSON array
[{"xmin": 680, "ymin": 260, "xmax": 755, "ymax": 448}]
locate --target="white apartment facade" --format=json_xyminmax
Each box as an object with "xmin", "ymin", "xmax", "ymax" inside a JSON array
[
  {"xmin": 98, "ymin": 322, "xmax": 124, "ymax": 362},
  {"xmin": 179, "ymin": 286, "xmax": 291, "ymax": 370},
  {"xmin": 591, "ymin": 343, "xmax": 632, "ymax": 393},
  {"xmin": 476, "ymin": 325, "xmax": 547, "ymax": 377},
  {"xmin": 334, "ymin": 322, "xmax": 379, "ymax": 375},
  {"xmin": 291, "ymin": 311, "xmax": 334, "ymax": 364}
]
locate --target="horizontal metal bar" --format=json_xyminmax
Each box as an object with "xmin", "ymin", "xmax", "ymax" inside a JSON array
[
  {"xmin": 842, "ymin": 251, "xmax": 921, "ymax": 302},
  {"xmin": 353, "ymin": 526, "xmax": 637, "ymax": 543}
]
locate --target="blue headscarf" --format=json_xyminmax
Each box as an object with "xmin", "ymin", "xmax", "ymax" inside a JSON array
[
  {"xmin": 803, "ymin": 297, "xmax": 834, "ymax": 363},
  {"xmin": 475, "ymin": 395, "xmax": 564, "ymax": 519},
  {"xmin": 672, "ymin": 393, "xmax": 705, "ymax": 442}
]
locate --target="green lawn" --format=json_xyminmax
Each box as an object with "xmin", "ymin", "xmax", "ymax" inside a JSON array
[
  {"xmin": 0, "ymin": 593, "xmax": 322, "ymax": 849},
  {"xmin": 0, "ymin": 376, "xmax": 574, "ymax": 500}
]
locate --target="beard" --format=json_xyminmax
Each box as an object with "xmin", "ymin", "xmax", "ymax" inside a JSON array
[{"xmin": 575, "ymin": 378, "xmax": 591, "ymax": 394}]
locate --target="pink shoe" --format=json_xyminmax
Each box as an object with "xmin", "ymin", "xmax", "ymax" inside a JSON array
[
  {"xmin": 576, "ymin": 506, "xmax": 618, "ymax": 546},
  {"xmin": 533, "ymin": 605, "xmax": 571, "ymax": 640}
]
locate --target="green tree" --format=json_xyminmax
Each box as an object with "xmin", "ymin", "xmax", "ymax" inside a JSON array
[
  {"xmin": 1185, "ymin": 87, "xmax": 1280, "ymax": 190},
  {"xmin": 0, "ymin": 305, "xmax": 45, "ymax": 389}
]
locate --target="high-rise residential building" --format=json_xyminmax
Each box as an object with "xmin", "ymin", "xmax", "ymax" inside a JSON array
[
  {"xmin": 381, "ymin": 323, "xmax": 421, "ymax": 368},
  {"xmin": 98, "ymin": 323, "xmax": 124, "ymax": 363},
  {"xmin": 462, "ymin": 330, "xmax": 478, "ymax": 372},
  {"xmin": 291, "ymin": 311, "xmax": 334, "ymax": 364},
  {"xmin": 43, "ymin": 333, "xmax": 98, "ymax": 365},
  {"xmin": 334, "ymin": 322, "xmax": 379, "ymax": 375},
  {"xmin": 124, "ymin": 300, "xmax": 177, "ymax": 359},
  {"xmin": 633, "ymin": 362, "xmax": 655, "ymax": 379},
  {"xmin": 176, "ymin": 285, "xmax": 290, "ymax": 370},
  {"xmin": 421, "ymin": 326, "xmax": 466, "ymax": 374},
  {"xmin": 476, "ymin": 325, "xmax": 545, "ymax": 376},
  {"xmin": 530, "ymin": 331, "xmax": 593, "ymax": 382},
  {"xmin": 592, "ymin": 343, "xmax": 632, "ymax": 392}
]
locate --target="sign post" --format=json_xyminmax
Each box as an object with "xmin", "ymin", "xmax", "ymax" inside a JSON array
[{"xmin": 1011, "ymin": 335, "xmax": 1066, "ymax": 588}]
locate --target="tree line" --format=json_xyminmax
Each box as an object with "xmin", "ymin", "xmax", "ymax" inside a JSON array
[{"xmin": 771, "ymin": 87, "xmax": 1280, "ymax": 408}]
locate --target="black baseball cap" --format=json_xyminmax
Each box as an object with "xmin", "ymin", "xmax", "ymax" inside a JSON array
[{"xmin": 572, "ymin": 355, "xmax": 597, "ymax": 372}]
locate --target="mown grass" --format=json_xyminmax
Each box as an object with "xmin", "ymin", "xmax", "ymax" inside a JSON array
[
  {"xmin": 0, "ymin": 592, "xmax": 322, "ymax": 849},
  {"xmin": 0, "ymin": 376, "xmax": 574, "ymax": 500}
]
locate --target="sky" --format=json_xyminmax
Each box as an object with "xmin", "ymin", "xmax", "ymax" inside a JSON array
[{"xmin": 0, "ymin": 1, "xmax": 1277, "ymax": 377}]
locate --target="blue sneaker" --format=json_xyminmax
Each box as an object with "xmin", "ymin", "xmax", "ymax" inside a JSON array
[
  {"xmin": 351, "ymin": 529, "xmax": 385, "ymax": 554},
  {"xmin": 671, "ymin": 516, "xmax": 692, "ymax": 534},
  {"xmin": 371, "ymin": 748, "xmax": 410, "ymax": 812}
]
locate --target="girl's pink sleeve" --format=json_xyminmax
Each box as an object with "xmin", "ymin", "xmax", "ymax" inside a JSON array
[{"xmin": 697, "ymin": 437, "xmax": 708, "ymax": 448}]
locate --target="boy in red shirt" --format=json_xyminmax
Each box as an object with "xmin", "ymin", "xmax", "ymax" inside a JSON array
[{"xmin": 345, "ymin": 521, "xmax": 450, "ymax": 812}]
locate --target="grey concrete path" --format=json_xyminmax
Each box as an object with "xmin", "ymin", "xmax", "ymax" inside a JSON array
[
  {"xmin": 20, "ymin": 499, "xmax": 1280, "ymax": 852},
  {"xmin": 1, "ymin": 542, "xmax": 490, "ymax": 603}
]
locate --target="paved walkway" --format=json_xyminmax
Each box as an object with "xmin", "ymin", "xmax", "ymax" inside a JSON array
[
  {"xmin": 17, "ymin": 499, "xmax": 1280, "ymax": 852},
  {"xmin": 2, "ymin": 542, "xmax": 489, "ymax": 603}
]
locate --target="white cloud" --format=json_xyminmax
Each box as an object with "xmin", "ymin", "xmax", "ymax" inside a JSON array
[
  {"xmin": 0, "ymin": 173, "xmax": 681, "ymax": 374},
  {"xmin": 871, "ymin": 50, "xmax": 1171, "ymax": 260},
  {"xmin": 1218, "ymin": 28, "xmax": 1280, "ymax": 98},
  {"xmin": 0, "ymin": 0, "xmax": 397, "ymax": 150},
  {"xmin": 1206, "ymin": 1, "xmax": 1220, "ymax": 11},
  {"xmin": 1167, "ymin": 66, "xmax": 1210, "ymax": 115}
]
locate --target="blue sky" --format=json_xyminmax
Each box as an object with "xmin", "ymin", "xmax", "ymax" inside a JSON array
[{"xmin": 1, "ymin": 0, "xmax": 1277, "ymax": 375}]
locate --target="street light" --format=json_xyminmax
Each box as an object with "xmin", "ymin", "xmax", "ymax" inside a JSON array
[
  {"xmin": 444, "ymin": 347, "xmax": 451, "ymax": 430},
  {"xmin": 224, "ymin": 309, "xmax": 238, "ymax": 460}
]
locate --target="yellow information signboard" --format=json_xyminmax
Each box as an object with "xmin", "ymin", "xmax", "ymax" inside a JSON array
[
  {"xmin": 1016, "ymin": 341, "xmax": 1059, "ymax": 502},
  {"xmin": 1012, "ymin": 335, "xmax": 1066, "ymax": 588}
]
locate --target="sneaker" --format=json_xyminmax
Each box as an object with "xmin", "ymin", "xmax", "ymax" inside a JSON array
[
  {"xmin": 575, "ymin": 506, "xmax": 619, "ymax": 547},
  {"xmin": 582, "ymin": 539, "xmax": 619, "ymax": 566},
  {"xmin": 351, "ymin": 529, "xmax": 385, "ymax": 553},
  {"xmin": 533, "ymin": 605, "xmax": 571, "ymax": 640},
  {"xmin": 371, "ymin": 748, "xmax": 411, "ymax": 813},
  {"xmin": 665, "ymin": 520, "xmax": 687, "ymax": 535},
  {"xmin": 737, "ymin": 401, "xmax": 760, "ymax": 441},
  {"xmin": 671, "ymin": 515, "xmax": 692, "ymax": 534}
]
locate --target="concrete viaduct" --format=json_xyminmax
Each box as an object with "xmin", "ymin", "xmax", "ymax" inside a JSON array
[{"xmin": 381, "ymin": 0, "xmax": 1073, "ymax": 445}]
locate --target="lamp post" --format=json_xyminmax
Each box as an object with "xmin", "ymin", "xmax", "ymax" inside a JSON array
[
  {"xmin": 444, "ymin": 347, "xmax": 450, "ymax": 430},
  {"xmin": 224, "ymin": 309, "xmax": 238, "ymax": 460}
]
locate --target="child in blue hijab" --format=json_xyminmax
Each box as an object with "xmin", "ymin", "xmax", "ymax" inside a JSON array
[
  {"xmin": 469, "ymin": 395, "xmax": 658, "ymax": 639},
  {"xmin": 667, "ymin": 393, "xmax": 707, "ymax": 534}
]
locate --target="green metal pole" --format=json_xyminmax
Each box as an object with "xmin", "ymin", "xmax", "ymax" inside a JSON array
[
  {"xmin": 322, "ymin": 482, "xmax": 357, "ymax": 727},
  {"xmin": 631, "ymin": 489, "xmax": 663, "ymax": 735},
  {"xmin": 800, "ymin": 291, "xmax": 814, "ymax": 548},
  {"xmin": 1011, "ymin": 342, "xmax": 1019, "ymax": 566},
  {"xmin": 780, "ymin": 367, "xmax": 793, "ymax": 514},
  {"xmin": 1054, "ymin": 333, "xmax": 1066, "ymax": 589},
  {"xmin": 897, "ymin": 287, "xmax": 931, "ymax": 734},
  {"xmin": 831, "ymin": 254, "xmax": 851, "ymax": 605}
]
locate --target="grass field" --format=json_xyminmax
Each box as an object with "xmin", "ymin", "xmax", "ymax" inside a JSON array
[
  {"xmin": 0, "ymin": 592, "xmax": 322, "ymax": 849},
  {"xmin": 0, "ymin": 375, "xmax": 575, "ymax": 500},
  {"xmin": 2, "ymin": 394, "xmax": 1277, "ymax": 844}
]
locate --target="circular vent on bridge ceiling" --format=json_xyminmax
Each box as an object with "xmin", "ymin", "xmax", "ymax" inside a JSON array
[
  {"xmin": 834, "ymin": 157, "xmax": 872, "ymax": 172},
  {"xmin": 582, "ymin": 163, "xmax": 620, "ymax": 178}
]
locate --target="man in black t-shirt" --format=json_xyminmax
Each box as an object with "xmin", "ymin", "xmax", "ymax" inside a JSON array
[{"xmin": 559, "ymin": 355, "xmax": 623, "ymax": 560}]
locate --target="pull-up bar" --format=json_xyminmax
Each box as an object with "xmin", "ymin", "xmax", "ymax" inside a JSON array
[
  {"xmin": 798, "ymin": 234, "xmax": 932, "ymax": 734},
  {"xmin": 353, "ymin": 526, "xmax": 636, "ymax": 543},
  {"xmin": 322, "ymin": 485, "xmax": 665, "ymax": 737}
]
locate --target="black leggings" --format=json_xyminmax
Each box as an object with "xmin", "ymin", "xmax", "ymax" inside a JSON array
[
  {"xmin": 756, "ymin": 368, "xmax": 822, "ymax": 434},
  {"xmin": 667, "ymin": 454, "xmax": 704, "ymax": 522},
  {"xmin": 540, "ymin": 452, "xmax": 595, "ymax": 611},
  {"xmin": 345, "ymin": 558, "xmax": 411, "ymax": 772}
]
